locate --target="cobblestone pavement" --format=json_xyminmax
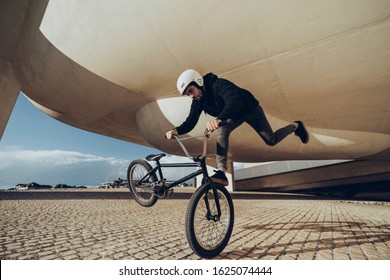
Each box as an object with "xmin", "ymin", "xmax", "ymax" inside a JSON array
[{"xmin": 0, "ymin": 189, "xmax": 389, "ymax": 260}]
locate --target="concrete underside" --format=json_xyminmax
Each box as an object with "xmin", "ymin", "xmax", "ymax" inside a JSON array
[
  {"xmin": 235, "ymin": 160, "xmax": 390, "ymax": 200},
  {"xmin": 1, "ymin": 0, "xmax": 390, "ymax": 194}
]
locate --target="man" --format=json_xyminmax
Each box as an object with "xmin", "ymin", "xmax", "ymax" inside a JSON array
[{"xmin": 165, "ymin": 69, "xmax": 309, "ymax": 186}]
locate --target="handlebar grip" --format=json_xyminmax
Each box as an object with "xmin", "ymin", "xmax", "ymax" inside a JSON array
[
  {"xmin": 219, "ymin": 119, "xmax": 233, "ymax": 127},
  {"xmin": 164, "ymin": 134, "xmax": 179, "ymax": 139}
]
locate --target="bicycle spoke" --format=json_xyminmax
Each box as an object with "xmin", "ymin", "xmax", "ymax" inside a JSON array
[
  {"xmin": 193, "ymin": 188, "xmax": 231, "ymax": 250},
  {"xmin": 130, "ymin": 163, "xmax": 155, "ymax": 202}
]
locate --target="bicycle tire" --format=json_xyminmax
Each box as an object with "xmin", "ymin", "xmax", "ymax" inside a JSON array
[
  {"xmin": 127, "ymin": 159, "xmax": 158, "ymax": 207},
  {"xmin": 185, "ymin": 183, "xmax": 234, "ymax": 258}
]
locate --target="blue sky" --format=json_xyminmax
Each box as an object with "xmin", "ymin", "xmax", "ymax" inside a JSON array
[{"xmin": 0, "ymin": 93, "xmax": 167, "ymax": 188}]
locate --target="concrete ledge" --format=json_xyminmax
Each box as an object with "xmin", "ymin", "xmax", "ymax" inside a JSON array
[{"xmin": 235, "ymin": 160, "xmax": 390, "ymax": 192}]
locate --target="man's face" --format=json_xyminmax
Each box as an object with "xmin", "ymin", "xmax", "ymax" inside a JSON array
[{"xmin": 184, "ymin": 84, "xmax": 203, "ymax": 101}]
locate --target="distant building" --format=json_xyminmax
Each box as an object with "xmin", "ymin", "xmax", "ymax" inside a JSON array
[
  {"xmin": 113, "ymin": 178, "xmax": 128, "ymax": 188},
  {"xmin": 98, "ymin": 182, "xmax": 113, "ymax": 189},
  {"xmin": 98, "ymin": 178, "xmax": 128, "ymax": 189},
  {"xmin": 15, "ymin": 182, "xmax": 52, "ymax": 190}
]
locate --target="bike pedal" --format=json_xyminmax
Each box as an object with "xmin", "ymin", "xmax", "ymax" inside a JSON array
[{"xmin": 166, "ymin": 189, "xmax": 174, "ymax": 197}]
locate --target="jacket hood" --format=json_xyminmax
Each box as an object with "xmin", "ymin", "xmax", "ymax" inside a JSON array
[{"xmin": 203, "ymin": 73, "xmax": 218, "ymax": 89}]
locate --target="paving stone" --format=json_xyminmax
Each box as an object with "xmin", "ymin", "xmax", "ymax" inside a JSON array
[{"xmin": 0, "ymin": 190, "xmax": 389, "ymax": 260}]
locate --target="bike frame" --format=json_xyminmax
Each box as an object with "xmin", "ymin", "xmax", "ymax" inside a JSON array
[
  {"xmin": 137, "ymin": 132, "xmax": 211, "ymax": 190},
  {"xmin": 138, "ymin": 160, "xmax": 204, "ymax": 190},
  {"xmin": 136, "ymin": 132, "xmax": 222, "ymax": 217}
]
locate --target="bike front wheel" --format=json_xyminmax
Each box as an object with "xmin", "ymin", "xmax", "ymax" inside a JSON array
[
  {"xmin": 185, "ymin": 183, "xmax": 234, "ymax": 258},
  {"xmin": 127, "ymin": 159, "xmax": 158, "ymax": 207}
]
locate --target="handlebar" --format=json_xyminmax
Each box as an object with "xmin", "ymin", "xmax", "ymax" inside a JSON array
[
  {"xmin": 165, "ymin": 119, "xmax": 232, "ymax": 139},
  {"xmin": 203, "ymin": 119, "xmax": 232, "ymax": 135},
  {"xmin": 165, "ymin": 119, "xmax": 232, "ymax": 161}
]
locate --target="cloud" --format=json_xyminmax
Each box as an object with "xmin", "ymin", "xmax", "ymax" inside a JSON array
[
  {"xmin": 160, "ymin": 154, "xmax": 194, "ymax": 164},
  {"xmin": 0, "ymin": 148, "xmax": 126, "ymax": 167},
  {"xmin": 149, "ymin": 154, "xmax": 197, "ymax": 182},
  {"xmin": 0, "ymin": 147, "xmax": 130, "ymax": 188},
  {"xmin": 0, "ymin": 148, "xmax": 202, "ymax": 188}
]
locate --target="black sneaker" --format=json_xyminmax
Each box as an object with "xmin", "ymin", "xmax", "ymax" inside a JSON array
[
  {"xmin": 211, "ymin": 170, "xmax": 229, "ymax": 186},
  {"xmin": 294, "ymin": 121, "xmax": 309, "ymax": 144}
]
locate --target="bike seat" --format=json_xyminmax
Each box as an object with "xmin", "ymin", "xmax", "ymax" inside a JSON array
[{"xmin": 146, "ymin": 153, "xmax": 166, "ymax": 161}]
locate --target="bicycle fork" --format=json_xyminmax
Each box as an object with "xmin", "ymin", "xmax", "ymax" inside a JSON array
[
  {"xmin": 198, "ymin": 157, "xmax": 222, "ymax": 221},
  {"xmin": 202, "ymin": 177, "xmax": 222, "ymax": 222}
]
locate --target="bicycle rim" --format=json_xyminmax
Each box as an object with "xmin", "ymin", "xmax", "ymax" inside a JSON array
[
  {"xmin": 186, "ymin": 184, "xmax": 234, "ymax": 258},
  {"xmin": 128, "ymin": 160, "xmax": 157, "ymax": 207}
]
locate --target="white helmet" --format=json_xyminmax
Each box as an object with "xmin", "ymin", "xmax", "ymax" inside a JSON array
[{"xmin": 176, "ymin": 69, "xmax": 204, "ymax": 95}]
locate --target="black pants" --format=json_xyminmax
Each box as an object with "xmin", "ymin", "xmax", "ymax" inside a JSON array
[{"xmin": 216, "ymin": 105, "xmax": 296, "ymax": 170}]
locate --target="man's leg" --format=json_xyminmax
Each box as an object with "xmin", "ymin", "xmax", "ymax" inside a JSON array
[
  {"xmin": 216, "ymin": 119, "xmax": 243, "ymax": 170},
  {"xmin": 245, "ymin": 106, "xmax": 297, "ymax": 146},
  {"xmin": 213, "ymin": 119, "xmax": 243, "ymax": 185}
]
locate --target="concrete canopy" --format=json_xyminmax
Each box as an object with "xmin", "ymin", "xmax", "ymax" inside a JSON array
[{"xmin": 1, "ymin": 0, "xmax": 390, "ymax": 163}]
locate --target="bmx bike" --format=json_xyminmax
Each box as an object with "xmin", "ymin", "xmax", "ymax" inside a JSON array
[{"xmin": 127, "ymin": 121, "xmax": 234, "ymax": 258}]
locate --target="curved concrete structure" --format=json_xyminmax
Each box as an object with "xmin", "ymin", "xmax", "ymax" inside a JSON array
[{"xmin": 1, "ymin": 0, "xmax": 390, "ymax": 166}]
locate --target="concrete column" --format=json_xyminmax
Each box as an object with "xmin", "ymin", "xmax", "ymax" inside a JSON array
[{"xmin": 0, "ymin": 59, "xmax": 20, "ymax": 140}]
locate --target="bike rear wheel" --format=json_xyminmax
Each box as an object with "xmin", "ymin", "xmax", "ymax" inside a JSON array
[
  {"xmin": 185, "ymin": 183, "xmax": 234, "ymax": 258},
  {"xmin": 127, "ymin": 159, "xmax": 158, "ymax": 207}
]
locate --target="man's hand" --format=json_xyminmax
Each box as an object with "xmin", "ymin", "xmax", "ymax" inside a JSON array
[
  {"xmin": 165, "ymin": 129, "xmax": 178, "ymax": 139},
  {"xmin": 207, "ymin": 119, "xmax": 222, "ymax": 132}
]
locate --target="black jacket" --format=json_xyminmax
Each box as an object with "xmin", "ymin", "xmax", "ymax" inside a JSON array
[{"xmin": 175, "ymin": 73, "xmax": 259, "ymax": 135}]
